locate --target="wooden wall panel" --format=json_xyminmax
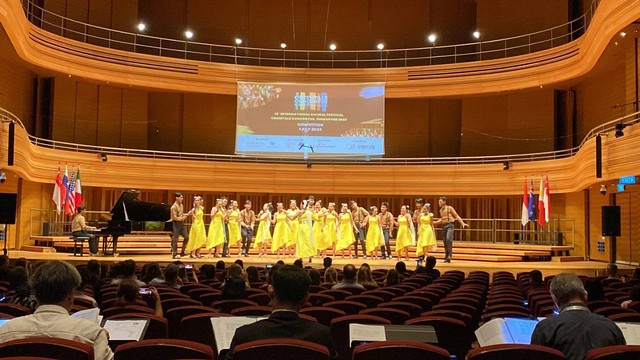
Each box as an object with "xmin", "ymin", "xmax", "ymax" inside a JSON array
[
  {"xmin": 430, "ymin": 0, "xmax": 476, "ymax": 46},
  {"xmin": 371, "ymin": 0, "xmax": 429, "ymax": 50},
  {"xmin": 51, "ymin": 77, "xmax": 76, "ymax": 143},
  {"xmin": 182, "ymin": 93, "xmax": 216, "ymax": 153},
  {"xmin": 74, "ymin": 81, "xmax": 99, "ymax": 145},
  {"xmin": 147, "ymin": 92, "xmax": 183, "ymax": 151},
  {"xmin": 137, "ymin": 0, "xmax": 185, "ymax": 40},
  {"xmin": 588, "ymin": 186, "xmax": 611, "ymax": 262},
  {"xmin": 384, "ymin": 98, "xmax": 430, "ymax": 157},
  {"xmin": 477, "ymin": 0, "xmax": 568, "ymax": 41},
  {"xmin": 120, "ymin": 88, "xmax": 148, "ymax": 149},
  {"xmin": 111, "ymin": 0, "xmax": 137, "ymax": 32},
  {"xmin": 187, "ymin": 0, "xmax": 247, "ymax": 47},
  {"xmin": 209, "ymin": 94, "xmax": 236, "ymax": 154},
  {"xmin": 560, "ymin": 191, "xmax": 586, "ymax": 258},
  {"xmin": 0, "ymin": 30, "xmax": 35, "ymax": 130},
  {"xmin": 97, "ymin": 85, "xmax": 122, "ymax": 148},
  {"xmin": 88, "ymin": 0, "xmax": 111, "ymax": 28},
  {"xmin": 616, "ymin": 192, "xmax": 631, "ymax": 262},
  {"xmin": 247, "ymin": 0, "xmax": 291, "ymax": 50},
  {"xmin": 429, "ymin": 99, "xmax": 462, "ymax": 157}
]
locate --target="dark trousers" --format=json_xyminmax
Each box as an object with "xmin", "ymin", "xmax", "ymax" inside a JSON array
[
  {"xmin": 222, "ymin": 223, "xmax": 230, "ymax": 255},
  {"xmin": 72, "ymin": 231, "xmax": 98, "ymax": 254},
  {"xmin": 443, "ymin": 223, "xmax": 455, "ymax": 259},
  {"xmin": 171, "ymin": 221, "xmax": 189, "ymax": 257},
  {"xmin": 241, "ymin": 227, "xmax": 253, "ymax": 255},
  {"xmin": 381, "ymin": 228, "xmax": 391, "ymax": 258},
  {"xmin": 353, "ymin": 223, "xmax": 367, "ymax": 257}
]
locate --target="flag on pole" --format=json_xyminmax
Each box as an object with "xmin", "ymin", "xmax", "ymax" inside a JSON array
[
  {"xmin": 537, "ymin": 176, "xmax": 545, "ymax": 227},
  {"xmin": 544, "ymin": 174, "xmax": 551, "ymax": 223},
  {"xmin": 62, "ymin": 165, "xmax": 69, "ymax": 208},
  {"xmin": 74, "ymin": 166, "xmax": 83, "ymax": 208},
  {"xmin": 528, "ymin": 177, "xmax": 536, "ymax": 222},
  {"xmin": 65, "ymin": 168, "xmax": 76, "ymax": 216},
  {"xmin": 52, "ymin": 166, "xmax": 63, "ymax": 215},
  {"xmin": 521, "ymin": 177, "xmax": 529, "ymax": 226}
]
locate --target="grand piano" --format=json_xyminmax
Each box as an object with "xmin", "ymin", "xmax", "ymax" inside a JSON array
[{"xmin": 93, "ymin": 189, "xmax": 171, "ymax": 255}]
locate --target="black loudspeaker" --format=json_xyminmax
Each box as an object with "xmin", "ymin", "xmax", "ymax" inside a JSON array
[
  {"xmin": 595, "ymin": 134, "xmax": 602, "ymax": 178},
  {"xmin": 602, "ymin": 206, "xmax": 621, "ymax": 237},
  {"xmin": 8, "ymin": 122, "xmax": 15, "ymax": 166},
  {"xmin": 0, "ymin": 193, "xmax": 17, "ymax": 224}
]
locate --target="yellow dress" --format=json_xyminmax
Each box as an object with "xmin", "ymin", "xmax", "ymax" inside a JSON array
[
  {"xmin": 286, "ymin": 209, "xmax": 299, "ymax": 247},
  {"xmin": 206, "ymin": 209, "xmax": 225, "ymax": 249},
  {"xmin": 271, "ymin": 211, "xmax": 290, "ymax": 252},
  {"xmin": 395, "ymin": 215, "xmax": 412, "ymax": 255},
  {"xmin": 185, "ymin": 207, "xmax": 206, "ymax": 252},
  {"xmin": 365, "ymin": 216, "xmax": 382, "ymax": 256},
  {"xmin": 253, "ymin": 211, "xmax": 272, "ymax": 248},
  {"xmin": 227, "ymin": 209, "xmax": 241, "ymax": 247},
  {"xmin": 325, "ymin": 212, "xmax": 339, "ymax": 245},
  {"xmin": 336, "ymin": 212, "xmax": 356, "ymax": 251},
  {"xmin": 313, "ymin": 211, "xmax": 330, "ymax": 251},
  {"xmin": 416, "ymin": 214, "xmax": 436, "ymax": 257},
  {"xmin": 296, "ymin": 210, "xmax": 315, "ymax": 258}
]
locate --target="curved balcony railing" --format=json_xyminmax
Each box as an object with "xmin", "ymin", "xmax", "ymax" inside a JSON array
[
  {"xmin": 1, "ymin": 106, "xmax": 637, "ymax": 166},
  {"xmin": 19, "ymin": 0, "xmax": 600, "ymax": 69}
]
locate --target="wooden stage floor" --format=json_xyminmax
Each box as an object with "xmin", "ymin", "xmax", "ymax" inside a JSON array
[{"xmin": 6, "ymin": 250, "xmax": 633, "ymax": 278}]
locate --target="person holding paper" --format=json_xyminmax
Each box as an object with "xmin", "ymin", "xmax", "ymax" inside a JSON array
[
  {"xmin": 225, "ymin": 265, "xmax": 337, "ymax": 360},
  {"xmin": 530, "ymin": 273, "xmax": 625, "ymax": 360},
  {"xmin": 0, "ymin": 261, "xmax": 114, "ymax": 360}
]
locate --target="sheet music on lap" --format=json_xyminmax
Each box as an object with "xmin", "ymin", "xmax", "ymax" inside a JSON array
[
  {"xmin": 475, "ymin": 317, "xmax": 539, "ymax": 346},
  {"xmin": 103, "ymin": 319, "xmax": 149, "ymax": 341},
  {"xmin": 211, "ymin": 316, "xmax": 264, "ymax": 354},
  {"xmin": 349, "ymin": 324, "xmax": 386, "ymax": 345},
  {"xmin": 71, "ymin": 307, "xmax": 100, "ymax": 324},
  {"xmin": 616, "ymin": 322, "xmax": 640, "ymax": 345}
]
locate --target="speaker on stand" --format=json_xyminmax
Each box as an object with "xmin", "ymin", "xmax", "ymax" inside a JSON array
[{"xmin": 0, "ymin": 193, "xmax": 17, "ymax": 256}]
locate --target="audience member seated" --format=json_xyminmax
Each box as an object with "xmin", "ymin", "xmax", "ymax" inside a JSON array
[
  {"xmin": 234, "ymin": 259, "xmax": 244, "ymax": 269},
  {"xmin": 6, "ymin": 266, "xmax": 38, "ymax": 313},
  {"xmin": 606, "ymin": 263, "xmax": 623, "ymax": 281},
  {"xmin": 424, "ymin": 256, "xmax": 440, "ymax": 278},
  {"xmin": 293, "ymin": 259, "xmax": 304, "ymax": 268},
  {"xmin": 111, "ymin": 259, "xmax": 145, "ymax": 286},
  {"xmin": 531, "ymin": 273, "xmax": 625, "ymax": 360},
  {"xmin": 114, "ymin": 279, "xmax": 163, "ymax": 317},
  {"xmin": 14, "ymin": 258, "xmax": 33, "ymax": 276},
  {"xmin": 308, "ymin": 269, "xmax": 321, "ymax": 286},
  {"xmin": 225, "ymin": 265, "xmax": 337, "ymax": 360},
  {"xmin": 395, "ymin": 261, "xmax": 410, "ymax": 281},
  {"xmin": 74, "ymin": 267, "xmax": 98, "ymax": 308},
  {"xmin": 384, "ymin": 269, "xmax": 401, "ymax": 287},
  {"xmin": 323, "ymin": 267, "xmax": 338, "ymax": 285},
  {"xmin": 149, "ymin": 264, "xmax": 182, "ymax": 289},
  {"xmin": 584, "ymin": 278, "xmax": 606, "ymax": 302},
  {"xmin": 356, "ymin": 264, "xmax": 378, "ymax": 288},
  {"xmin": 0, "ymin": 255, "xmax": 10, "ymax": 283},
  {"xmin": 323, "ymin": 257, "xmax": 333, "ymax": 270},
  {"xmin": 141, "ymin": 262, "xmax": 163, "ymax": 284},
  {"xmin": 621, "ymin": 285, "xmax": 640, "ymax": 309},
  {"xmin": 631, "ymin": 267, "xmax": 640, "ymax": 281},
  {"xmin": 199, "ymin": 264, "xmax": 217, "ymax": 281},
  {"xmin": 177, "ymin": 262, "xmax": 199, "ymax": 284},
  {"xmin": 332, "ymin": 265, "xmax": 365, "ymax": 290},
  {"xmin": 0, "ymin": 260, "xmax": 114, "ymax": 359},
  {"xmin": 246, "ymin": 266, "xmax": 261, "ymax": 283},
  {"xmin": 221, "ymin": 264, "xmax": 247, "ymax": 300}
]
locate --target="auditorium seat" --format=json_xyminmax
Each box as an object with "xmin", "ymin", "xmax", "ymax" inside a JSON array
[
  {"xmin": 585, "ymin": 345, "xmax": 640, "ymax": 359},
  {"xmin": 188, "ymin": 288, "xmax": 220, "ymax": 302},
  {"xmin": 318, "ymin": 289, "xmax": 352, "ymax": 301},
  {"xmin": 405, "ymin": 290, "xmax": 441, "ymax": 305},
  {"xmin": 247, "ymin": 293, "xmax": 270, "ymax": 306},
  {"xmin": 392, "ymin": 295, "xmax": 432, "ymax": 311},
  {"xmin": 300, "ymin": 306, "xmax": 346, "ymax": 327},
  {"xmin": 588, "ymin": 300, "xmax": 623, "ymax": 312},
  {"xmin": 405, "ymin": 316, "xmax": 474, "ymax": 358},
  {"xmin": 607, "ymin": 313, "xmax": 640, "ymax": 323},
  {"xmin": 106, "ymin": 313, "xmax": 168, "ymax": 339},
  {"xmin": 352, "ymin": 340, "xmax": 450, "ymax": 360},
  {"xmin": 100, "ymin": 298, "xmax": 148, "ymax": 309},
  {"xmin": 0, "ymin": 337, "xmax": 93, "ymax": 360},
  {"xmin": 421, "ymin": 310, "xmax": 474, "ymax": 329},
  {"xmin": 377, "ymin": 301, "xmax": 422, "ymax": 318},
  {"xmin": 361, "ymin": 289, "xmax": 395, "ymax": 302},
  {"xmin": 324, "ymin": 300, "xmax": 367, "ymax": 315},
  {"xmin": 199, "ymin": 292, "xmax": 223, "ymax": 307},
  {"xmin": 114, "ymin": 339, "xmax": 213, "ymax": 360},
  {"xmin": 230, "ymin": 306, "xmax": 272, "ymax": 316},
  {"xmin": 329, "ymin": 315, "xmax": 390, "ymax": 360},
  {"xmin": 211, "ymin": 299, "xmax": 258, "ymax": 314},
  {"xmin": 309, "ymin": 293, "xmax": 335, "ymax": 306},
  {"xmin": 179, "ymin": 283, "xmax": 212, "ymax": 294},
  {"xmin": 161, "ymin": 298, "xmax": 202, "ymax": 313},
  {"xmin": 345, "ymin": 295, "xmax": 384, "ymax": 308},
  {"xmin": 360, "ymin": 308, "xmax": 411, "ymax": 325},
  {"xmin": 481, "ymin": 311, "xmax": 530, "ymax": 322},
  {"xmin": 179, "ymin": 312, "xmax": 231, "ymax": 349},
  {"xmin": 593, "ymin": 307, "xmax": 634, "ymax": 318},
  {"xmin": 0, "ymin": 303, "xmax": 30, "ymax": 317},
  {"xmin": 101, "ymin": 305, "xmax": 155, "ymax": 318},
  {"xmin": 381, "ymin": 287, "xmax": 407, "ymax": 297},
  {"xmin": 467, "ymin": 344, "xmax": 565, "ymax": 360},
  {"xmin": 166, "ymin": 306, "xmax": 218, "ymax": 337},
  {"xmin": 231, "ymin": 339, "xmax": 329, "ymax": 360}
]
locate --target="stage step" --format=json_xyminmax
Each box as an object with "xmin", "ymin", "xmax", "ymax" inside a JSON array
[
  {"xmin": 20, "ymin": 245, "xmax": 57, "ymax": 253},
  {"xmin": 551, "ymin": 256, "xmax": 585, "ymax": 262}
]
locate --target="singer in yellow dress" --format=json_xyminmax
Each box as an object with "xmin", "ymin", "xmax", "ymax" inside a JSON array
[
  {"xmin": 336, "ymin": 204, "xmax": 357, "ymax": 258},
  {"xmin": 226, "ymin": 201, "xmax": 242, "ymax": 254},
  {"xmin": 365, "ymin": 206, "xmax": 383, "ymax": 260},
  {"xmin": 254, "ymin": 203, "xmax": 273, "ymax": 257},
  {"xmin": 416, "ymin": 204, "xmax": 436, "ymax": 260},
  {"xmin": 271, "ymin": 203, "xmax": 290, "ymax": 258},
  {"xmin": 324, "ymin": 203, "xmax": 339, "ymax": 256},
  {"xmin": 186, "ymin": 196, "xmax": 206, "ymax": 258},
  {"xmin": 206, "ymin": 199, "xmax": 225, "ymax": 257},
  {"xmin": 313, "ymin": 203, "xmax": 330, "ymax": 256},
  {"xmin": 395, "ymin": 206, "xmax": 413, "ymax": 260},
  {"xmin": 296, "ymin": 206, "xmax": 316, "ymax": 261},
  {"xmin": 286, "ymin": 200, "xmax": 300, "ymax": 258}
]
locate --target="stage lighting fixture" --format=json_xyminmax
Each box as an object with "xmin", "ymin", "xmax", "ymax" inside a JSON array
[
  {"xmin": 100, "ymin": 152, "xmax": 108, "ymax": 162},
  {"xmin": 136, "ymin": 22, "xmax": 146, "ymax": 32},
  {"xmin": 0, "ymin": 172, "xmax": 6, "ymax": 184},
  {"xmin": 235, "ymin": 38, "xmax": 243, "ymax": 45},
  {"xmin": 184, "ymin": 30, "xmax": 194, "ymax": 39},
  {"xmin": 376, "ymin": 43, "xmax": 384, "ymax": 50},
  {"xmin": 620, "ymin": 32, "xmax": 627, "ymax": 37},
  {"xmin": 427, "ymin": 34, "xmax": 437, "ymax": 44},
  {"xmin": 280, "ymin": 41, "xmax": 287, "ymax": 49},
  {"xmin": 615, "ymin": 123, "xmax": 626, "ymax": 138},
  {"xmin": 502, "ymin": 161, "xmax": 509, "ymax": 170},
  {"xmin": 473, "ymin": 31, "xmax": 481, "ymax": 39},
  {"xmin": 329, "ymin": 43, "xmax": 337, "ymax": 51},
  {"xmin": 306, "ymin": 162, "xmax": 312, "ymax": 169}
]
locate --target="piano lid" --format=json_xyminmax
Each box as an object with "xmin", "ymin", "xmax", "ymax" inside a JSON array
[{"xmin": 110, "ymin": 189, "xmax": 171, "ymax": 222}]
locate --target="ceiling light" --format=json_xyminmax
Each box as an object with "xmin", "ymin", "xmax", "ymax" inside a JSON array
[
  {"xmin": 136, "ymin": 22, "xmax": 146, "ymax": 32},
  {"xmin": 280, "ymin": 42, "xmax": 287, "ymax": 49},
  {"xmin": 376, "ymin": 43, "xmax": 384, "ymax": 50},
  {"xmin": 615, "ymin": 123, "xmax": 626, "ymax": 138},
  {"xmin": 428, "ymin": 34, "xmax": 437, "ymax": 43},
  {"xmin": 235, "ymin": 38, "xmax": 243, "ymax": 45},
  {"xmin": 620, "ymin": 32, "xmax": 627, "ymax": 37},
  {"xmin": 329, "ymin": 43, "xmax": 337, "ymax": 51},
  {"xmin": 184, "ymin": 30, "xmax": 194, "ymax": 39},
  {"xmin": 473, "ymin": 31, "xmax": 481, "ymax": 39}
]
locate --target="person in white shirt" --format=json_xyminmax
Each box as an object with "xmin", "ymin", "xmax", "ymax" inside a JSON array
[{"xmin": 0, "ymin": 260, "xmax": 114, "ymax": 360}]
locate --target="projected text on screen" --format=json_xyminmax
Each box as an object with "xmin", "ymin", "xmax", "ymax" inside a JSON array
[{"xmin": 236, "ymin": 82, "xmax": 385, "ymax": 157}]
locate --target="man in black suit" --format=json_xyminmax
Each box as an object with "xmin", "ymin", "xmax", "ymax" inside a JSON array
[{"xmin": 225, "ymin": 265, "xmax": 337, "ymax": 360}]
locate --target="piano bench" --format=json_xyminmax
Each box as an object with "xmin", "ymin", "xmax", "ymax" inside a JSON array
[{"xmin": 70, "ymin": 236, "xmax": 90, "ymax": 256}]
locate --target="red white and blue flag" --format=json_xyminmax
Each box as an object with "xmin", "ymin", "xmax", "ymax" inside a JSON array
[{"xmin": 521, "ymin": 177, "xmax": 529, "ymax": 226}]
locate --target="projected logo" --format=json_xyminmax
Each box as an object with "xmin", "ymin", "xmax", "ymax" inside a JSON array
[{"xmin": 294, "ymin": 92, "xmax": 328, "ymax": 112}]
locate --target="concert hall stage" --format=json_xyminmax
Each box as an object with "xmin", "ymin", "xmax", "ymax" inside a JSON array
[{"xmin": 6, "ymin": 249, "xmax": 631, "ymax": 278}]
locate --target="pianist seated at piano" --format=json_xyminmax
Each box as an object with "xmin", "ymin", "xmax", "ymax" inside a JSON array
[{"xmin": 71, "ymin": 206, "xmax": 99, "ymax": 256}]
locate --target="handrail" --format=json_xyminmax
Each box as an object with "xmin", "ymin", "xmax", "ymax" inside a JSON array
[
  {"xmin": 1, "ymin": 106, "xmax": 638, "ymax": 165},
  {"xmin": 19, "ymin": 0, "xmax": 601, "ymax": 69}
]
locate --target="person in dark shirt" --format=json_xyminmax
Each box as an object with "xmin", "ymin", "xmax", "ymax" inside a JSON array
[
  {"xmin": 531, "ymin": 273, "xmax": 625, "ymax": 360},
  {"xmin": 225, "ymin": 265, "xmax": 337, "ymax": 360}
]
